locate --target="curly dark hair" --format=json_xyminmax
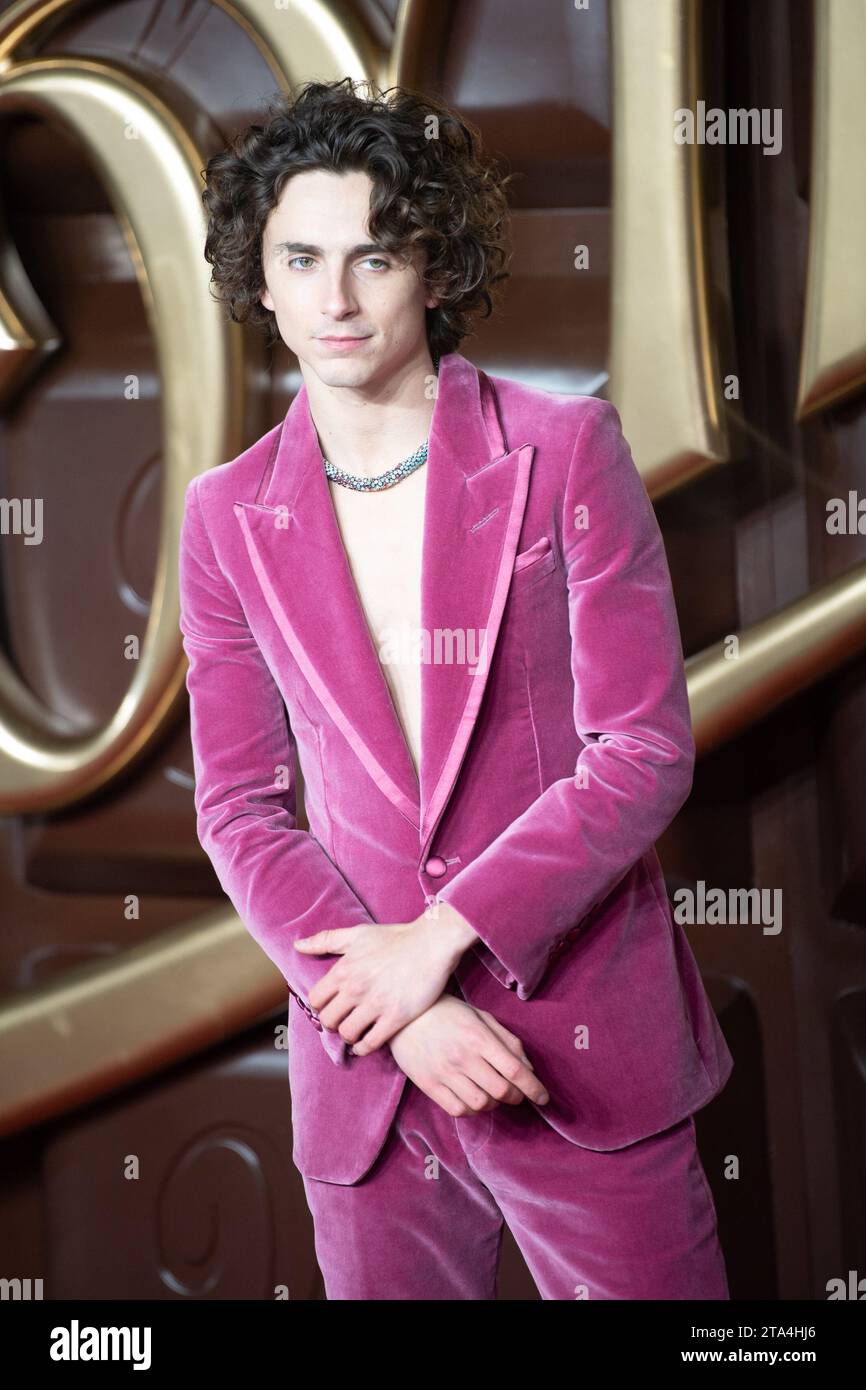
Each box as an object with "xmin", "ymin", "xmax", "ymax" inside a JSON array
[{"xmin": 201, "ymin": 77, "xmax": 513, "ymax": 358}]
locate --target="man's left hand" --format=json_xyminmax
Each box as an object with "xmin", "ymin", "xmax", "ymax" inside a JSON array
[{"xmin": 294, "ymin": 907, "xmax": 477, "ymax": 1054}]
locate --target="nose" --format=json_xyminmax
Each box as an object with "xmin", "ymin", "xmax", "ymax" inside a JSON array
[{"xmin": 320, "ymin": 267, "xmax": 359, "ymax": 321}]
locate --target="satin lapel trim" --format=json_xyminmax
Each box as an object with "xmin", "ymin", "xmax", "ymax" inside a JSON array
[
  {"xmin": 418, "ymin": 441, "xmax": 535, "ymax": 854},
  {"xmin": 233, "ymin": 498, "xmax": 422, "ymax": 830}
]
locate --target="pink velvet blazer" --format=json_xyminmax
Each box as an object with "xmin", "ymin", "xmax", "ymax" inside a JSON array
[{"xmin": 178, "ymin": 350, "xmax": 733, "ymax": 1184}]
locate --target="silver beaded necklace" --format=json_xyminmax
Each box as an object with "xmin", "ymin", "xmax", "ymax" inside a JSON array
[{"xmin": 322, "ymin": 438, "xmax": 428, "ymax": 492}]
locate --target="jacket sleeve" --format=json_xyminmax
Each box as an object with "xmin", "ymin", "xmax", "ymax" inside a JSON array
[
  {"xmin": 433, "ymin": 399, "xmax": 696, "ymax": 1000},
  {"xmin": 178, "ymin": 472, "xmax": 388, "ymax": 1067}
]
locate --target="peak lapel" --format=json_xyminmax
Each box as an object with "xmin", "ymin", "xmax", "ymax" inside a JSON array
[
  {"xmin": 418, "ymin": 356, "xmax": 535, "ymax": 857},
  {"xmin": 233, "ymin": 381, "xmax": 421, "ymax": 830}
]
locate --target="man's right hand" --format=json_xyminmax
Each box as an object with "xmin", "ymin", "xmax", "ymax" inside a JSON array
[{"xmin": 386, "ymin": 994, "xmax": 550, "ymax": 1117}]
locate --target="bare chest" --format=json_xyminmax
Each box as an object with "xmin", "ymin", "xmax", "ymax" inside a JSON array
[{"xmin": 327, "ymin": 468, "xmax": 427, "ymax": 770}]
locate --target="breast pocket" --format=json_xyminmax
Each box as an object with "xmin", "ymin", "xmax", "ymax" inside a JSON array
[{"xmin": 510, "ymin": 534, "xmax": 558, "ymax": 596}]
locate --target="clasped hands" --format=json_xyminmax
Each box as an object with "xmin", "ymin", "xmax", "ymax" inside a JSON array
[{"xmin": 293, "ymin": 902, "xmax": 478, "ymax": 1056}]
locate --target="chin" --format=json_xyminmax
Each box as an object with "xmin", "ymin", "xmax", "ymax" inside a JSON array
[
  {"xmin": 312, "ymin": 351, "xmax": 381, "ymax": 383},
  {"xmin": 313, "ymin": 359, "xmax": 372, "ymax": 385}
]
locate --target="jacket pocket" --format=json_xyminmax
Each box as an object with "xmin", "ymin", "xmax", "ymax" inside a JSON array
[
  {"xmin": 514, "ymin": 534, "xmax": 552, "ymax": 572},
  {"xmin": 510, "ymin": 535, "xmax": 557, "ymax": 594}
]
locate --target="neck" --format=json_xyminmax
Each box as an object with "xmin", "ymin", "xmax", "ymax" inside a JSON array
[{"xmin": 304, "ymin": 350, "xmax": 438, "ymax": 480}]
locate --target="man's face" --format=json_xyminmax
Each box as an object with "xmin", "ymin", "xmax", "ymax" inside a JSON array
[{"xmin": 259, "ymin": 168, "xmax": 438, "ymax": 388}]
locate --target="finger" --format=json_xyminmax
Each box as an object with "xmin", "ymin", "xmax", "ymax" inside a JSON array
[
  {"xmin": 336, "ymin": 1005, "xmax": 378, "ymax": 1047},
  {"xmin": 482, "ymin": 1039, "xmax": 549, "ymax": 1105},
  {"xmin": 349, "ymin": 1015, "xmax": 402, "ymax": 1056},
  {"xmin": 429, "ymin": 1082, "xmax": 476, "ymax": 1119},
  {"xmin": 446, "ymin": 1071, "xmax": 499, "ymax": 1113},
  {"xmin": 294, "ymin": 930, "xmax": 345, "ymax": 954},
  {"xmin": 293, "ymin": 933, "xmax": 326, "ymax": 952},
  {"xmin": 479, "ymin": 1014, "xmax": 536, "ymax": 1071},
  {"xmin": 318, "ymin": 993, "xmax": 366, "ymax": 1035},
  {"xmin": 307, "ymin": 972, "xmax": 341, "ymax": 1019},
  {"xmin": 314, "ymin": 964, "xmax": 367, "ymax": 1023},
  {"xmin": 464, "ymin": 1056, "xmax": 525, "ymax": 1106}
]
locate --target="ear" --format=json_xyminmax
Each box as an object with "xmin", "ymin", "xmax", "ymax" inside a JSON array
[{"xmin": 261, "ymin": 286, "xmax": 274, "ymax": 312}]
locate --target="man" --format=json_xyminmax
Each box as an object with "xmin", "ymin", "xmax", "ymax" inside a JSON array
[{"xmin": 180, "ymin": 78, "xmax": 734, "ymax": 1299}]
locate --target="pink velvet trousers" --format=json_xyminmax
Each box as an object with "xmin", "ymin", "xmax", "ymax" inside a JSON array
[{"xmin": 301, "ymin": 1080, "xmax": 730, "ymax": 1300}]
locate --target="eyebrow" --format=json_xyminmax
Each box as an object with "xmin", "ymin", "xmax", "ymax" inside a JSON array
[{"xmin": 271, "ymin": 241, "xmax": 389, "ymax": 257}]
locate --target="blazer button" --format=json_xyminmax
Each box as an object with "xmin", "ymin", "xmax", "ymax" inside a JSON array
[{"xmin": 424, "ymin": 855, "xmax": 447, "ymax": 877}]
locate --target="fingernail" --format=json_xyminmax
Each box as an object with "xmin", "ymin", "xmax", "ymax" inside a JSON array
[{"xmin": 538, "ymin": 1092, "xmax": 549, "ymax": 1104}]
